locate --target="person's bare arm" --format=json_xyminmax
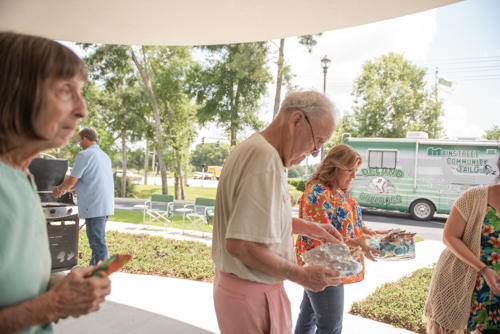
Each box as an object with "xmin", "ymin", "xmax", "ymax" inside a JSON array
[
  {"xmin": 0, "ymin": 267, "xmax": 111, "ymax": 334},
  {"xmin": 225, "ymin": 239, "xmax": 341, "ymax": 292},
  {"xmin": 51, "ymin": 176, "xmax": 78, "ymax": 198},
  {"xmin": 47, "ymin": 275, "xmax": 65, "ymax": 290},
  {"xmin": 292, "ymin": 218, "xmax": 342, "ymax": 244},
  {"xmin": 443, "ymin": 206, "xmax": 500, "ymax": 293}
]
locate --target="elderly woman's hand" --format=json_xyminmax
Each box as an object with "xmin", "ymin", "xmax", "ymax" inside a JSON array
[
  {"xmin": 45, "ymin": 266, "xmax": 111, "ymax": 320},
  {"xmin": 347, "ymin": 235, "xmax": 380, "ymax": 262}
]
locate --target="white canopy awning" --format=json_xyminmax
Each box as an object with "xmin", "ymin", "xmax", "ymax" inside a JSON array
[{"xmin": 0, "ymin": 0, "xmax": 461, "ymax": 45}]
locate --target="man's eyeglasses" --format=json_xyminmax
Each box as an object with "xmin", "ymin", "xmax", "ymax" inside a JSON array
[{"xmin": 303, "ymin": 114, "xmax": 320, "ymax": 157}]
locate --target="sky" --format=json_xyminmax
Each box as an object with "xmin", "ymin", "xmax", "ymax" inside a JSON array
[
  {"xmin": 61, "ymin": 0, "xmax": 500, "ymax": 167},
  {"xmin": 196, "ymin": 0, "xmax": 500, "ymax": 167}
]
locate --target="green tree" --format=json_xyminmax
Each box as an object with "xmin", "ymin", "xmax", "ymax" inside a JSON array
[
  {"xmin": 130, "ymin": 46, "xmax": 171, "ymax": 195},
  {"xmin": 325, "ymin": 113, "xmax": 360, "ymax": 150},
  {"xmin": 350, "ymin": 52, "xmax": 444, "ymax": 139},
  {"xmin": 483, "ymin": 125, "xmax": 500, "ymax": 141},
  {"xmin": 196, "ymin": 43, "xmax": 272, "ymax": 147},
  {"xmin": 287, "ymin": 165, "xmax": 305, "ymax": 178},
  {"xmin": 146, "ymin": 46, "xmax": 199, "ymax": 200},
  {"xmin": 78, "ymin": 44, "xmax": 150, "ymax": 197},
  {"xmin": 190, "ymin": 143, "xmax": 230, "ymax": 171},
  {"xmin": 45, "ymin": 81, "xmax": 118, "ymax": 164},
  {"xmin": 79, "ymin": 44, "xmax": 196, "ymax": 197},
  {"xmin": 272, "ymin": 34, "xmax": 322, "ymax": 119}
]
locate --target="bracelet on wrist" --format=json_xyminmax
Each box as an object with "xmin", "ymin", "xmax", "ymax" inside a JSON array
[
  {"xmin": 56, "ymin": 186, "xmax": 64, "ymax": 194},
  {"xmin": 478, "ymin": 265, "xmax": 491, "ymax": 277}
]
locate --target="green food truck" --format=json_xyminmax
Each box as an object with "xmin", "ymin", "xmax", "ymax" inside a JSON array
[{"xmin": 344, "ymin": 132, "xmax": 498, "ymax": 221}]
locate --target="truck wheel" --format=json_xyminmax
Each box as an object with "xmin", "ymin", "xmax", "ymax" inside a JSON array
[{"xmin": 410, "ymin": 199, "xmax": 435, "ymax": 221}]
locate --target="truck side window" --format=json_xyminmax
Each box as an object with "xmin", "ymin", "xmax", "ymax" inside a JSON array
[{"xmin": 368, "ymin": 150, "xmax": 397, "ymax": 169}]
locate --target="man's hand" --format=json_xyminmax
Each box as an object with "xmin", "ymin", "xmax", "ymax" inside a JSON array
[
  {"xmin": 45, "ymin": 266, "xmax": 111, "ymax": 319},
  {"xmin": 50, "ymin": 186, "xmax": 65, "ymax": 198},
  {"xmin": 302, "ymin": 222, "xmax": 342, "ymax": 244},
  {"xmin": 298, "ymin": 265, "xmax": 342, "ymax": 292},
  {"xmin": 50, "ymin": 176, "xmax": 78, "ymax": 199}
]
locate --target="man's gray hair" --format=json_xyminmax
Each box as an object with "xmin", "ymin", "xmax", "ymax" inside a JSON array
[{"xmin": 279, "ymin": 90, "xmax": 339, "ymax": 126}]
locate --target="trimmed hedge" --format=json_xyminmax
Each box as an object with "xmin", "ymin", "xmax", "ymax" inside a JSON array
[
  {"xmin": 288, "ymin": 178, "xmax": 307, "ymax": 192},
  {"xmin": 349, "ymin": 265, "xmax": 434, "ymax": 334},
  {"xmin": 114, "ymin": 172, "xmax": 137, "ymax": 198},
  {"xmin": 288, "ymin": 185, "xmax": 303, "ymax": 206}
]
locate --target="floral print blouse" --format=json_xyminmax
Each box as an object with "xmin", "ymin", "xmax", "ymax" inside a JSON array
[{"xmin": 295, "ymin": 180, "xmax": 367, "ymax": 284}]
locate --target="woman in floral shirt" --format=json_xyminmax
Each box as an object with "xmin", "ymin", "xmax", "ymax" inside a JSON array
[{"xmin": 294, "ymin": 144, "xmax": 387, "ymax": 334}]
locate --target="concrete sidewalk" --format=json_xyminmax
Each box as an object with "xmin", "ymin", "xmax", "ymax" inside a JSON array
[{"xmin": 53, "ymin": 220, "xmax": 445, "ymax": 334}]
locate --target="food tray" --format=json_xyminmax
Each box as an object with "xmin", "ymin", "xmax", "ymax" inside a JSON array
[{"xmin": 300, "ymin": 243, "xmax": 363, "ymax": 278}]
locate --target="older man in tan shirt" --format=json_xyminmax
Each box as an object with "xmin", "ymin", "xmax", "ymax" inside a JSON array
[{"xmin": 212, "ymin": 90, "xmax": 342, "ymax": 334}]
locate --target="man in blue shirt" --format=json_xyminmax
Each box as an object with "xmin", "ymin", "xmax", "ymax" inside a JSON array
[{"xmin": 52, "ymin": 128, "xmax": 114, "ymax": 265}]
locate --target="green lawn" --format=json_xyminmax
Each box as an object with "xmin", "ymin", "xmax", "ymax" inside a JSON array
[
  {"xmin": 134, "ymin": 185, "xmax": 217, "ymax": 200},
  {"xmin": 349, "ymin": 265, "xmax": 434, "ymax": 334},
  {"xmin": 112, "ymin": 210, "xmax": 428, "ymax": 242},
  {"xmin": 78, "ymin": 230, "xmax": 214, "ymax": 282},
  {"xmin": 110, "ymin": 210, "xmax": 212, "ymax": 232}
]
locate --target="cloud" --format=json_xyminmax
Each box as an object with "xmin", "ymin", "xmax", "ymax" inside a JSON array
[
  {"xmin": 263, "ymin": 9, "xmax": 439, "ymax": 118},
  {"xmin": 441, "ymin": 102, "xmax": 484, "ymax": 139}
]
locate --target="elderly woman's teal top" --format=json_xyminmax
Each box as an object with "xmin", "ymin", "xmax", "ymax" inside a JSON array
[{"xmin": 0, "ymin": 161, "xmax": 53, "ymax": 334}]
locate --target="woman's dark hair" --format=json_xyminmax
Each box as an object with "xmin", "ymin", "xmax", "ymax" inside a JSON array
[{"xmin": 0, "ymin": 32, "xmax": 88, "ymax": 154}]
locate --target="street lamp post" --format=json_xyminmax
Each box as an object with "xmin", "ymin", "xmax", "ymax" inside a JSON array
[{"xmin": 320, "ymin": 55, "xmax": 331, "ymax": 161}]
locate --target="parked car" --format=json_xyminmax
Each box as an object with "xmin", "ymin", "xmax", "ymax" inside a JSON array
[
  {"xmin": 297, "ymin": 174, "xmax": 311, "ymax": 180},
  {"xmin": 115, "ymin": 170, "xmax": 142, "ymax": 183},
  {"xmin": 193, "ymin": 172, "xmax": 214, "ymax": 180}
]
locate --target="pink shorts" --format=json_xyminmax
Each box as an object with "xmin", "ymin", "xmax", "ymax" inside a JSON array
[{"xmin": 213, "ymin": 268, "xmax": 292, "ymax": 334}]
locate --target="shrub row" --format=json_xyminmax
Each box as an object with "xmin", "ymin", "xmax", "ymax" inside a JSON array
[
  {"xmin": 114, "ymin": 172, "xmax": 138, "ymax": 198},
  {"xmin": 349, "ymin": 265, "xmax": 434, "ymax": 334},
  {"xmin": 288, "ymin": 178, "xmax": 307, "ymax": 192}
]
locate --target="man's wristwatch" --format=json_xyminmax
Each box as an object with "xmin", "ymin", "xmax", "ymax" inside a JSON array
[{"xmin": 56, "ymin": 186, "xmax": 64, "ymax": 194}]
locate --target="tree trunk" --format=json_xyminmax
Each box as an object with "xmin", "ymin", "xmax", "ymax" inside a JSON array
[
  {"xmin": 176, "ymin": 157, "xmax": 185, "ymax": 200},
  {"xmin": 131, "ymin": 47, "xmax": 168, "ymax": 194},
  {"xmin": 152, "ymin": 147, "xmax": 156, "ymax": 184},
  {"xmin": 174, "ymin": 173, "xmax": 179, "ymax": 199},
  {"xmin": 230, "ymin": 88, "xmax": 240, "ymax": 147},
  {"xmin": 273, "ymin": 38, "xmax": 285, "ymax": 120},
  {"xmin": 121, "ymin": 129, "xmax": 127, "ymax": 198},
  {"xmin": 165, "ymin": 103, "xmax": 186, "ymax": 200},
  {"xmin": 143, "ymin": 140, "xmax": 148, "ymax": 185}
]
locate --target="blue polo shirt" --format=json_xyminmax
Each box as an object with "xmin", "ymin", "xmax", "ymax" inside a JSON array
[{"xmin": 71, "ymin": 145, "xmax": 114, "ymax": 219}]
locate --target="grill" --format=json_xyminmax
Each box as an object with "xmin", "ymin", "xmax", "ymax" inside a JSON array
[{"xmin": 28, "ymin": 157, "xmax": 79, "ymax": 272}]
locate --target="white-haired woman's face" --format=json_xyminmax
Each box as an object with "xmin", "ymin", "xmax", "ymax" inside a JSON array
[{"xmin": 35, "ymin": 75, "xmax": 87, "ymax": 149}]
